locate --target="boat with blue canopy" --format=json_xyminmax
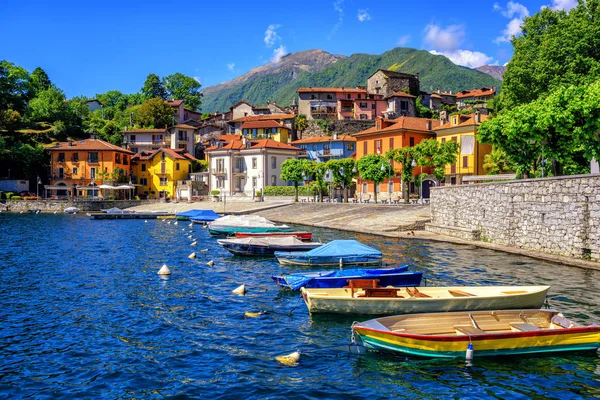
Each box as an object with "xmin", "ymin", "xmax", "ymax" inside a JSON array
[
  {"xmin": 272, "ymin": 266, "xmax": 422, "ymax": 290},
  {"xmin": 180, "ymin": 209, "xmax": 220, "ymax": 222},
  {"xmin": 274, "ymin": 240, "xmax": 383, "ymax": 267}
]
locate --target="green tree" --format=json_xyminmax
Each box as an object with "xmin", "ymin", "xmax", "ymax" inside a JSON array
[
  {"xmin": 30, "ymin": 67, "xmax": 52, "ymax": 94},
  {"xmin": 141, "ymin": 73, "xmax": 168, "ymax": 100},
  {"xmin": 325, "ymin": 158, "xmax": 357, "ymax": 202},
  {"xmin": 414, "ymin": 138, "xmax": 460, "ymax": 184},
  {"xmin": 357, "ymin": 154, "xmax": 392, "ymax": 204},
  {"xmin": 97, "ymin": 90, "xmax": 129, "ymax": 110},
  {"xmin": 0, "ymin": 109, "xmax": 21, "ymax": 130},
  {"xmin": 483, "ymin": 147, "xmax": 512, "ymax": 175},
  {"xmin": 163, "ymin": 73, "xmax": 203, "ymax": 111},
  {"xmin": 479, "ymin": 81, "xmax": 600, "ymax": 177},
  {"xmin": 28, "ymin": 87, "xmax": 69, "ymax": 122},
  {"xmin": 136, "ymin": 98, "xmax": 173, "ymax": 128},
  {"xmin": 99, "ymin": 121, "xmax": 123, "ymax": 146},
  {"xmin": 0, "ymin": 60, "xmax": 32, "ymax": 114},
  {"xmin": 294, "ymin": 114, "xmax": 308, "ymax": 139},
  {"xmin": 387, "ymin": 147, "xmax": 417, "ymax": 204},
  {"xmin": 304, "ymin": 160, "xmax": 328, "ymax": 202},
  {"xmin": 415, "ymin": 96, "xmax": 433, "ymax": 118},
  {"xmin": 500, "ymin": 2, "xmax": 600, "ymax": 110},
  {"xmin": 280, "ymin": 158, "xmax": 310, "ymax": 202}
]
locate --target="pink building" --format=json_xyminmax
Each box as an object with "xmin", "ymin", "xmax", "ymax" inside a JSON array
[{"xmin": 297, "ymin": 87, "xmax": 387, "ymax": 120}]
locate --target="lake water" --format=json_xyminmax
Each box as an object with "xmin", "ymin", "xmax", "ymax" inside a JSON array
[{"xmin": 1, "ymin": 213, "xmax": 599, "ymax": 399}]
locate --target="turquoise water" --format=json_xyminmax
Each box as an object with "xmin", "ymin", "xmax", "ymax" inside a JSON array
[{"xmin": 1, "ymin": 213, "xmax": 599, "ymax": 399}]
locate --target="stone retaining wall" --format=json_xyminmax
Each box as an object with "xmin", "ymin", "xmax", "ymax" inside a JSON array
[
  {"xmin": 2, "ymin": 199, "xmax": 157, "ymax": 212},
  {"xmin": 426, "ymin": 174, "xmax": 600, "ymax": 261}
]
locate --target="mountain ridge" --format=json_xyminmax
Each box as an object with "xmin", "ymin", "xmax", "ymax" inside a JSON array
[{"xmin": 201, "ymin": 47, "xmax": 502, "ymax": 113}]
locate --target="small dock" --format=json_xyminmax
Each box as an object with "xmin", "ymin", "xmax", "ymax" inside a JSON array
[{"xmin": 89, "ymin": 212, "xmax": 170, "ymax": 220}]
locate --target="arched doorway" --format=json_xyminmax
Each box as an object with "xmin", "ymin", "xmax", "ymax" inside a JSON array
[{"xmin": 422, "ymin": 179, "xmax": 436, "ymax": 199}]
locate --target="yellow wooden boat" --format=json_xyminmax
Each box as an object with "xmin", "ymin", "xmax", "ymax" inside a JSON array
[
  {"xmin": 352, "ymin": 309, "xmax": 600, "ymax": 358},
  {"xmin": 300, "ymin": 285, "xmax": 550, "ymax": 315}
]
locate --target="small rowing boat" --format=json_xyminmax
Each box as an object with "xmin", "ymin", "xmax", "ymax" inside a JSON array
[
  {"xmin": 352, "ymin": 309, "xmax": 600, "ymax": 358},
  {"xmin": 234, "ymin": 231, "xmax": 313, "ymax": 241},
  {"xmin": 272, "ymin": 266, "xmax": 422, "ymax": 290},
  {"xmin": 275, "ymin": 240, "xmax": 382, "ymax": 267},
  {"xmin": 300, "ymin": 285, "xmax": 550, "ymax": 315},
  {"xmin": 217, "ymin": 236, "xmax": 322, "ymax": 256},
  {"xmin": 208, "ymin": 215, "xmax": 291, "ymax": 236}
]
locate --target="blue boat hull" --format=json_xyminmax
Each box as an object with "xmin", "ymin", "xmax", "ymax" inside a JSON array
[{"xmin": 272, "ymin": 267, "xmax": 422, "ymax": 290}]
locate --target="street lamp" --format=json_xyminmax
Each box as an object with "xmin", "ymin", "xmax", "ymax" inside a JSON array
[
  {"xmin": 36, "ymin": 176, "xmax": 41, "ymax": 200},
  {"xmin": 91, "ymin": 179, "xmax": 95, "ymax": 201},
  {"xmin": 339, "ymin": 167, "xmax": 345, "ymax": 203},
  {"xmin": 381, "ymin": 161, "xmax": 392, "ymax": 203}
]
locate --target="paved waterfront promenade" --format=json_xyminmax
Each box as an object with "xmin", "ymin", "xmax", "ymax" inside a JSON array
[{"xmin": 129, "ymin": 199, "xmax": 600, "ymax": 271}]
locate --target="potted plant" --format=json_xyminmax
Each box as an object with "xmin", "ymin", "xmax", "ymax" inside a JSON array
[{"xmin": 211, "ymin": 189, "xmax": 220, "ymax": 202}]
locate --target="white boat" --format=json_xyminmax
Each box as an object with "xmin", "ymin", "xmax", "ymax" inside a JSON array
[
  {"xmin": 208, "ymin": 215, "xmax": 290, "ymax": 236},
  {"xmin": 64, "ymin": 207, "xmax": 80, "ymax": 214},
  {"xmin": 217, "ymin": 236, "xmax": 322, "ymax": 256},
  {"xmin": 300, "ymin": 285, "xmax": 550, "ymax": 315}
]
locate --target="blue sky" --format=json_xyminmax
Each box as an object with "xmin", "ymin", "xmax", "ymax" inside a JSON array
[{"xmin": 0, "ymin": 0, "xmax": 578, "ymax": 99}]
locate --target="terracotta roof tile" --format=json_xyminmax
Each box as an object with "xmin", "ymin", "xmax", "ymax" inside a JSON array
[
  {"xmin": 355, "ymin": 117, "xmax": 440, "ymax": 136},
  {"xmin": 456, "ymin": 87, "xmax": 496, "ymax": 99},
  {"xmin": 231, "ymin": 113, "xmax": 296, "ymax": 123},
  {"xmin": 48, "ymin": 138, "xmax": 133, "ymax": 153},
  {"xmin": 171, "ymin": 124, "xmax": 198, "ymax": 130},
  {"xmin": 433, "ymin": 113, "xmax": 488, "ymax": 130},
  {"xmin": 167, "ymin": 100, "xmax": 184, "ymax": 107},
  {"xmin": 384, "ymin": 91, "xmax": 416, "ymax": 99},
  {"xmin": 240, "ymin": 120, "xmax": 285, "ymax": 129},
  {"xmin": 291, "ymin": 135, "xmax": 356, "ymax": 144},
  {"xmin": 205, "ymin": 139, "xmax": 301, "ymax": 152}
]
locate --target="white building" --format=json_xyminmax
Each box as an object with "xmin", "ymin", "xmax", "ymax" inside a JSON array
[
  {"xmin": 122, "ymin": 124, "xmax": 197, "ymax": 154},
  {"xmin": 205, "ymin": 137, "xmax": 301, "ymax": 197}
]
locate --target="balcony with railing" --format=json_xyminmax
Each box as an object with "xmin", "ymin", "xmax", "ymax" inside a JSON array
[
  {"xmin": 317, "ymin": 149, "xmax": 344, "ymax": 158},
  {"xmin": 211, "ymin": 168, "xmax": 227, "ymax": 176}
]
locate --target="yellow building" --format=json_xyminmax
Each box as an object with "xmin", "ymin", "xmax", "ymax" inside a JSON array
[
  {"xmin": 240, "ymin": 120, "xmax": 289, "ymax": 143},
  {"xmin": 433, "ymin": 112, "xmax": 492, "ymax": 185},
  {"xmin": 132, "ymin": 148, "xmax": 197, "ymax": 199}
]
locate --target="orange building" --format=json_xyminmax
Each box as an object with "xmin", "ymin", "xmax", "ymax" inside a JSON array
[
  {"xmin": 354, "ymin": 116, "xmax": 440, "ymax": 200},
  {"xmin": 45, "ymin": 138, "xmax": 133, "ymax": 198}
]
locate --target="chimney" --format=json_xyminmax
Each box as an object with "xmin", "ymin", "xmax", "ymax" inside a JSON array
[
  {"xmin": 242, "ymin": 136, "xmax": 247, "ymax": 146},
  {"xmin": 426, "ymin": 120, "xmax": 432, "ymax": 130},
  {"xmin": 475, "ymin": 110, "xmax": 481, "ymax": 124},
  {"xmin": 333, "ymin": 133, "xmax": 338, "ymax": 140},
  {"xmin": 437, "ymin": 88, "xmax": 441, "ymax": 94},
  {"xmin": 68, "ymin": 140, "xmax": 73, "ymax": 146}
]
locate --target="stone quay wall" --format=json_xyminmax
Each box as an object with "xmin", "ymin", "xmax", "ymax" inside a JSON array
[
  {"xmin": 2, "ymin": 199, "xmax": 158, "ymax": 212},
  {"xmin": 426, "ymin": 174, "xmax": 600, "ymax": 261}
]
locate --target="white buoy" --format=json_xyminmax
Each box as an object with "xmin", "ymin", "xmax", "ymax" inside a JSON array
[
  {"xmin": 200, "ymin": 249, "xmax": 208, "ymax": 253},
  {"xmin": 465, "ymin": 342, "xmax": 474, "ymax": 360},
  {"xmin": 189, "ymin": 223, "xmax": 193, "ymax": 227},
  {"xmin": 207, "ymin": 260, "xmax": 214, "ymax": 266},
  {"xmin": 232, "ymin": 284, "xmax": 246, "ymax": 295},
  {"xmin": 202, "ymin": 225, "xmax": 207, "ymax": 229},
  {"xmin": 191, "ymin": 241, "xmax": 197, "ymax": 246},
  {"xmin": 20, "ymin": 211, "xmax": 24, "ymax": 214},
  {"xmin": 181, "ymin": 228, "xmax": 185, "ymax": 231},
  {"xmin": 158, "ymin": 264, "xmax": 171, "ymax": 275},
  {"xmin": 187, "ymin": 235, "xmax": 193, "ymax": 239},
  {"xmin": 188, "ymin": 252, "xmax": 196, "ymax": 259},
  {"xmin": 167, "ymin": 221, "xmax": 171, "ymax": 225},
  {"xmin": 174, "ymin": 221, "xmax": 178, "ymax": 225},
  {"xmin": 53, "ymin": 211, "xmax": 58, "ymax": 214},
  {"xmin": 276, "ymin": 351, "xmax": 301, "ymax": 366},
  {"xmin": 145, "ymin": 220, "xmax": 148, "ymax": 223}
]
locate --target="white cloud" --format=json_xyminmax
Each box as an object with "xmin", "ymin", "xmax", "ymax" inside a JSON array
[
  {"xmin": 264, "ymin": 24, "xmax": 281, "ymax": 47},
  {"xmin": 357, "ymin": 9, "xmax": 371, "ymax": 22},
  {"xmin": 493, "ymin": 2, "xmax": 529, "ymax": 43},
  {"xmin": 423, "ymin": 24, "xmax": 465, "ymax": 52},
  {"xmin": 270, "ymin": 45, "xmax": 287, "ymax": 64},
  {"xmin": 548, "ymin": 0, "xmax": 577, "ymax": 10},
  {"xmin": 429, "ymin": 50, "xmax": 494, "ymax": 68},
  {"xmin": 397, "ymin": 35, "xmax": 410, "ymax": 46},
  {"xmin": 227, "ymin": 63, "xmax": 235, "ymax": 71},
  {"xmin": 328, "ymin": 0, "xmax": 345, "ymax": 40}
]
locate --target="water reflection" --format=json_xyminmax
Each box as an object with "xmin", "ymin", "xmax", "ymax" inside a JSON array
[{"xmin": 1, "ymin": 214, "xmax": 599, "ymax": 398}]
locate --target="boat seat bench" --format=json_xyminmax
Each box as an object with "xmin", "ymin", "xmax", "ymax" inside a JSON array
[
  {"xmin": 448, "ymin": 289, "xmax": 475, "ymax": 297},
  {"xmin": 454, "ymin": 325, "xmax": 486, "ymax": 335},
  {"xmin": 509, "ymin": 322, "xmax": 541, "ymax": 332}
]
